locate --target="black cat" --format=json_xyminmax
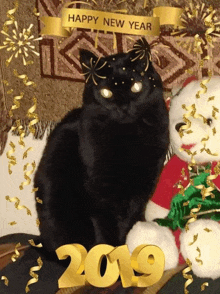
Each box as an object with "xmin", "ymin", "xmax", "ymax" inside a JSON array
[{"xmin": 34, "ymin": 38, "xmax": 169, "ymax": 255}]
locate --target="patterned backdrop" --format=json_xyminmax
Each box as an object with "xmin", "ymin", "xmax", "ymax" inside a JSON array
[{"xmin": 37, "ymin": 0, "xmax": 220, "ymax": 91}]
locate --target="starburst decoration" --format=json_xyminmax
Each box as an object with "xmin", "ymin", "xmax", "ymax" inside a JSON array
[
  {"xmin": 81, "ymin": 57, "xmax": 107, "ymax": 85},
  {"xmin": 0, "ymin": 21, "xmax": 42, "ymax": 66},
  {"xmin": 172, "ymin": 3, "xmax": 220, "ymax": 40},
  {"xmin": 128, "ymin": 38, "xmax": 152, "ymax": 71}
]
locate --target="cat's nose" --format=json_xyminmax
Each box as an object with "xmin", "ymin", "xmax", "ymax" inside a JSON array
[{"xmin": 121, "ymin": 104, "xmax": 129, "ymax": 111}]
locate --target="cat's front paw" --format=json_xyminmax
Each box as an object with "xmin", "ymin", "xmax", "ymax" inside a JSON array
[{"xmin": 126, "ymin": 221, "xmax": 179, "ymax": 270}]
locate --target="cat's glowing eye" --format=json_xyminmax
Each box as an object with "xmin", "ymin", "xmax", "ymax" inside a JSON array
[
  {"xmin": 131, "ymin": 82, "xmax": 142, "ymax": 93},
  {"xmin": 100, "ymin": 88, "xmax": 113, "ymax": 99}
]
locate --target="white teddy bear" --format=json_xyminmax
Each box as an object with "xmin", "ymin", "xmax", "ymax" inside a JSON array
[{"xmin": 126, "ymin": 76, "xmax": 220, "ymax": 279}]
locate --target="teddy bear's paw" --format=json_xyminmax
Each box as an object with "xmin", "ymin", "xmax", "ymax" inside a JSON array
[
  {"xmin": 126, "ymin": 221, "xmax": 179, "ymax": 270},
  {"xmin": 180, "ymin": 219, "xmax": 220, "ymax": 279}
]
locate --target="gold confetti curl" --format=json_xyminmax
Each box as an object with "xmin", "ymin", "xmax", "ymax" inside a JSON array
[
  {"xmin": 11, "ymin": 119, "xmax": 25, "ymax": 148},
  {"xmin": 11, "ymin": 242, "xmax": 21, "ymax": 262},
  {"xmin": 188, "ymin": 234, "xmax": 198, "ymax": 246},
  {"xmin": 26, "ymin": 97, "xmax": 39, "ymax": 135},
  {"xmin": 212, "ymin": 106, "xmax": 219, "ymax": 120},
  {"xmin": 185, "ymin": 204, "xmax": 202, "ymax": 231},
  {"xmin": 7, "ymin": 141, "xmax": 16, "ymax": 174},
  {"xmin": 8, "ymin": 221, "xmax": 17, "ymax": 226},
  {"xmin": 183, "ymin": 258, "xmax": 193, "ymax": 294},
  {"xmin": 32, "ymin": 187, "xmax": 39, "ymax": 193},
  {"xmin": 36, "ymin": 197, "xmax": 43, "ymax": 204},
  {"xmin": 25, "ymin": 257, "xmax": 43, "ymax": 293},
  {"xmin": 13, "ymin": 70, "xmax": 37, "ymax": 87},
  {"xmin": 2, "ymin": 0, "xmax": 19, "ymax": 32},
  {"xmin": 28, "ymin": 239, "xmax": 43, "ymax": 248},
  {"xmin": 1, "ymin": 276, "xmax": 9, "ymax": 286},
  {"xmin": 201, "ymin": 282, "xmax": 209, "ymax": 291},
  {"xmin": 23, "ymin": 147, "xmax": 33, "ymax": 159},
  {"xmin": 36, "ymin": 219, "xmax": 40, "ymax": 227},
  {"xmin": 33, "ymin": 7, "xmax": 40, "ymax": 17},
  {"xmin": 204, "ymin": 228, "xmax": 212, "ymax": 232},
  {"xmin": 195, "ymin": 247, "xmax": 203, "ymax": 265},
  {"xmin": 8, "ymin": 92, "xmax": 24, "ymax": 118},
  {"xmin": 196, "ymin": 71, "xmax": 212, "ymax": 99},
  {"xmin": 19, "ymin": 161, "xmax": 36, "ymax": 190},
  {"xmin": 5, "ymin": 196, "xmax": 32, "ymax": 216}
]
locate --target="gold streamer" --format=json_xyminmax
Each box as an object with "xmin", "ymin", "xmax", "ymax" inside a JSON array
[
  {"xmin": 177, "ymin": 183, "xmax": 185, "ymax": 196},
  {"xmin": 1, "ymin": 276, "xmax": 9, "ymax": 286},
  {"xmin": 195, "ymin": 71, "xmax": 212, "ymax": 99},
  {"xmin": 195, "ymin": 247, "xmax": 203, "ymax": 265},
  {"xmin": 32, "ymin": 187, "xmax": 39, "ymax": 193},
  {"xmin": 6, "ymin": 141, "xmax": 16, "ymax": 174},
  {"xmin": 19, "ymin": 161, "xmax": 36, "ymax": 190},
  {"xmin": 5, "ymin": 196, "xmax": 32, "ymax": 216},
  {"xmin": 23, "ymin": 147, "xmax": 33, "ymax": 159},
  {"xmin": 182, "ymin": 258, "xmax": 193, "ymax": 294},
  {"xmin": 25, "ymin": 257, "xmax": 43, "ymax": 293},
  {"xmin": 8, "ymin": 221, "xmax": 17, "ymax": 226},
  {"xmin": 2, "ymin": 80, "xmax": 9, "ymax": 86},
  {"xmin": 27, "ymin": 97, "xmax": 39, "ymax": 135},
  {"xmin": 212, "ymin": 106, "xmax": 219, "ymax": 120},
  {"xmin": 204, "ymin": 228, "xmax": 212, "ymax": 232},
  {"xmin": 7, "ymin": 89, "xmax": 14, "ymax": 94},
  {"xmin": 185, "ymin": 204, "xmax": 201, "ymax": 231},
  {"xmin": 36, "ymin": 197, "xmax": 43, "ymax": 204},
  {"xmin": 201, "ymin": 282, "xmax": 209, "ymax": 291},
  {"xmin": 11, "ymin": 242, "xmax": 21, "ymax": 262},
  {"xmin": 188, "ymin": 234, "xmax": 198, "ymax": 246},
  {"xmin": 11, "ymin": 119, "xmax": 25, "ymax": 148},
  {"xmin": 13, "ymin": 70, "xmax": 37, "ymax": 87},
  {"xmin": 2, "ymin": 0, "xmax": 19, "ymax": 32},
  {"xmin": 8, "ymin": 92, "xmax": 24, "ymax": 118},
  {"xmin": 28, "ymin": 239, "xmax": 43, "ymax": 248},
  {"xmin": 33, "ymin": 8, "xmax": 40, "ymax": 17}
]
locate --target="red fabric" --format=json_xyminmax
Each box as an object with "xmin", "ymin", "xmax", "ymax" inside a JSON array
[
  {"xmin": 211, "ymin": 162, "xmax": 220, "ymax": 189},
  {"xmin": 152, "ymin": 156, "xmax": 220, "ymax": 264},
  {"xmin": 152, "ymin": 156, "xmax": 189, "ymax": 209},
  {"xmin": 182, "ymin": 76, "xmax": 197, "ymax": 87}
]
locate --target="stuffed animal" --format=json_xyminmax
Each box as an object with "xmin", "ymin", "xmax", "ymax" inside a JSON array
[{"xmin": 126, "ymin": 76, "xmax": 220, "ymax": 280}]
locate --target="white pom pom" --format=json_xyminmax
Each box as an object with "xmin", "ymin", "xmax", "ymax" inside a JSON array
[
  {"xmin": 180, "ymin": 219, "xmax": 220, "ymax": 279},
  {"xmin": 126, "ymin": 221, "xmax": 179, "ymax": 270}
]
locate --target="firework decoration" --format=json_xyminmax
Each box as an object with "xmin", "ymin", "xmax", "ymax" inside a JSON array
[
  {"xmin": 81, "ymin": 57, "xmax": 107, "ymax": 85},
  {"xmin": 128, "ymin": 38, "xmax": 152, "ymax": 71},
  {"xmin": 0, "ymin": 21, "xmax": 42, "ymax": 66},
  {"xmin": 172, "ymin": 3, "xmax": 220, "ymax": 51}
]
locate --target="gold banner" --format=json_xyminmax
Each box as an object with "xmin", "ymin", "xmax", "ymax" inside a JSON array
[
  {"xmin": 40, "ymin": 7, "xmax": 183, "ymax": 37},
  {"xmin": 153, "ymin": 6, "xmax": 183, "ymax": 27}
]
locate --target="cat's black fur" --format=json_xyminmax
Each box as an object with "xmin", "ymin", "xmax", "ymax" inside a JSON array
[{"xmin": 34, "ymin": 38, "xmax": 169, "ymax": 254}]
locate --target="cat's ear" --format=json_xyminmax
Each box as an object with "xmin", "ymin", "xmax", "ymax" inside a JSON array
[
  {"xmin": 79, "ymin": 49, "xmax": 98, "ymax": 74},
  {"xmin": 129, "ymin": 38, "xmax": 152, "ymax": 71}
]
